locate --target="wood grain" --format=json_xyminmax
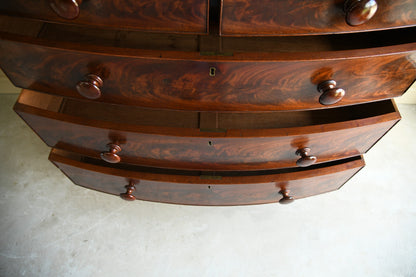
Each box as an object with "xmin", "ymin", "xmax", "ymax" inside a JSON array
[
  {"xmin": 14, "ymin": 89, "xmax": 400, "ymax": 171},
  {"xmin": 49, "ymin": 148, "xmax": 365, "ymax": 205},
  {"xmin": 0, "ymin": 37, "xmax": 415, "ymax": 111},
  {"xmin": 0, "ymin": 0, "xmax": 208, "ymax": 34},
  {"xmin": 221, "ymin": 0, "xmax": 416, "ymax": 35}
]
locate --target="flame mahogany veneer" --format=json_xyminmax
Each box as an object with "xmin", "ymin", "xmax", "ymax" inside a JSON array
[
  {"xmin": 49, "ymin": 149, "xmax": 365, "ymax": 206},
  {"xmin": 0, "ymin": 19, "xmax": 415, "ymax": 111},
  {"xmin": 0, "ymin": 0, "xmax": 209, "ymax": 34},
  {"xmin": 14, "ymin": 90, "xmax": 400, "ymax": 171},
  {"xmin": 0, "ymin": 1, "xmax": 415, "ymax": 205},
  {"xmin": 221, "ymin": 0, "xmax": 416, "ymax": 35}
]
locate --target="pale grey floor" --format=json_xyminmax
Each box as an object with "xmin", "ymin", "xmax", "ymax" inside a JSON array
[{"xmin": 0, "ymin": 93, "xmax": 415, "ymax": 277}]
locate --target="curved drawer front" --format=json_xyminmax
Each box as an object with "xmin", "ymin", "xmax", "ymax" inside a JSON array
[
  {"xmin": 221, "ymin": 0, "xmax": 416, "ymax": 36},
  {"xmin": 14, "ymin": 90, "xmax": 399, "ymax": 171},
  {"xmin": 1, "ymin": 39, "xmax": 415, "ymax": 111},
  {"xmin": 0, "ymin": 0, "xmax": 208, "ymax": 34},
  {"xmin": 49, "ymin": 148, "xmax": 365, "ymax": 205}
]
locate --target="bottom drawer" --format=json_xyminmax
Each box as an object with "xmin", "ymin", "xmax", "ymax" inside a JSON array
[{"xmin": 50, "ymin": 149, "xmax": 365, "ymax": 206}]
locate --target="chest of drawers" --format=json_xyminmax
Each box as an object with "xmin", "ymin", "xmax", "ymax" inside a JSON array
[{"xmin": 1, "ymin": 1, "xmax": 415, "ymax": 205}]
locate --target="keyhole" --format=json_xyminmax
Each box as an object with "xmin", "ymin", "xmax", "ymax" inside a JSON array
[{"xmin": 209, "ymin": 67, "xmax": 216, "ymax": 77}]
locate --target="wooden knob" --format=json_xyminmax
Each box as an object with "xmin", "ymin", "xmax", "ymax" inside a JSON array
[
  {"xmin": 120, "ymin": 181, "xmax": 136, "ymax": 201},
  {"xmin": 76, "ymin": 74, "xmax": 103, "ymax": 100},
  {"xmin": 344, "ymin": 0, "xmax": 378, "ymax": 26},
  {"xmin": 317, "ymin": 80, "xmax": 345, "ymax": 105},
  {"xmin": 279, "ymin": 189, "xmax": 294, "ymax": 204},
  {"xmin": 296, "ymin": 147, "xmax": 317, "ymax": 167},
  {"xmin": 100, "ymin": 143, "xmax": 121, "ymax": 164},
  {"xmin": 49, "ymin": 0, "xmax": 83, "ymax": 20}
]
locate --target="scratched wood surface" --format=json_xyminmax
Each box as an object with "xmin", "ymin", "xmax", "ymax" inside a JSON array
[
  {"xmin": 0, "ymin": 0, "xmax": 208, "ymax": 34},
  {"xmin": 221, "ymin": 0, "xmax": 416, "ymax": 35},
  {"xmin": 14, "ymin": 89, "xmax": 400, "ymax": 171},
  {"xmin": 49, "ymin": 148, "xmax": 365, "ymax": 205}
]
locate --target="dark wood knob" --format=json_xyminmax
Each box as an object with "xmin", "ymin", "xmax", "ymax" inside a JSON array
[
  {"xmin": 100, "ymin": 143, "xmax": 121, "ymax": 164},
  {"xmin": 279, "ymin": 189, "xmax": 294, "ymax": 204},
  {"xmin": 76, "ymin": 74, "xmax": 103, "ymax": 100},
  {"xmin": 296, "ymin": 147, "xmax": 317, "ymax": 167},
  {"xmin": 317, "ymin": 80, "xmax": 345, "ymax": 105},
  {"xmin": 120, "ymin": 181, "xmax": 136, "ymax": 201},
  {"xmin": 49, "ymin": 0, "xmax": 83, "ymax": 20},
  {"xmin": 344, "ymin": 0, "xmax": 378, "ymax": 26}
]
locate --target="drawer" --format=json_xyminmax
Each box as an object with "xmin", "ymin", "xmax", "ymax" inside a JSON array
[
  {"xmin": 1, "ymin": 18, "xmax": 415, "ymax": 111},
  {"xmin": 15, "ymin": 89, "xmax": 399, "ymax": 171},
  {"xmin": 221, "ymin": 0, "xmax": 416, "ymax": 36},
  {"xmin": 49, "ymin": 148, "xmax": 365, "ymax": 205},
  {"xmin": 0, "ymin": 0, "xmax": 208, "ymax": 34}
]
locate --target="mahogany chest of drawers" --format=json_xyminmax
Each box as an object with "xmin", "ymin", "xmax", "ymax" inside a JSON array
[{"xmin": 0, "ymin": 0, "xmax": 415, "ymax": 205}]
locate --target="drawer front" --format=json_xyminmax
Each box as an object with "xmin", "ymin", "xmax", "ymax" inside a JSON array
[
  {"xmin": 14, "ymin": 90, "xmax": 400, "ymax": 171},
  {"xmin": 0, "ymin": 1, "xmax": 208, "ymax": 34},
  {"xmin": 221, "ymin": 0, "xmax": 416, "ymax": 36},
  {"xmin": 1, "ymin": 40, "xmax": 415, "ymax": 111},
  {"xmin": 49, "ymin": 149, "xmax": 365, "ymax": 205}
]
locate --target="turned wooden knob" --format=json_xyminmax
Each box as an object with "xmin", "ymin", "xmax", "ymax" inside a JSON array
[
  {"xmin": 120, "ymin": 181, "xmax": 136, "ymax": 201},
  {"xmin": 317, "ymin": 80, "xmax": 345, "ymax": 105},
  {"xmin": 279, "ymin": 189, "xmax": 294, "ymax": 204},
  {"xmin": 100, "ymin": 143, "xmax": 121, "ymax": 164},
  {"xmin": 296, "ymin": 147, "xmax": 317, "ymax": 167},
  {"xmin": 344, "ymin": 0, "xmax": 378, "ymax": 26},
  {"xmin": 49, "ymin": 0, "xmax": 83, "ymax": 20},
  {"xmin": 76, "ymin": 74, "xmax": 103, "ymax": 100}
]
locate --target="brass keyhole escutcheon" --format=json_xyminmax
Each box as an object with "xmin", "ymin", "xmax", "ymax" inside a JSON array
[{"xmin": 209, "ymin": 67, "xmax": 216, "ymax": 77}]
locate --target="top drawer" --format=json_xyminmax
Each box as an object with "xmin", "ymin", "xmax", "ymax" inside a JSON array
[
  {"xmin": 0, "ymin": 0, "xmax": 209, "ymax": 34},
  {"xmin": 221, "ymin": 0, "xmax": 416, "ymax": 36}
]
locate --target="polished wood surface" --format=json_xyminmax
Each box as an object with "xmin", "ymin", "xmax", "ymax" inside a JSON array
[
  {"xmin": 75, "ymin": 74, "xmax": 103, "ymax": 100},
  {"xmin": 0, "ymin": 0, "xmax": 208, "ymax": 34},
  {"xmin": 295, "ymin": 148, "xmax": 317, "ymax": 167},
  {"xmin": 49, "ymin": 0, "xmax": 82, "ymax": 20},
  {"xmin": 278, "ymin": 189, "xmax": 295, "ymax": 204},
  {"xmin": 221, "ymin": 0, "xmax": 416, "ymax": 35},
  {"xmin": 318, "ymin": 80, "xmax": 346, "ymax": 106},
  {"xmin": 14, "ymin": 89, "xmax": 400, "ymax": 171},
  {"xmin": 344, "ymin": 0, "xmax": 378, "ymax": 26},
  {"xmin": 0, "ymin": 34, "xmax": 415, "ymax": 111},
  {"xmin": 49, "ymin": 148, "xmax": 365, "ymax": 205},
  {"xmin": 100, "ymin": 143, "xmax": 122, "ymax": 164},
  {"xmin": 0, "ymin": 17, "xmax": 415, "ymax": 111},
  {"xmin": 1, "ymin": 6, "xmax": 413, "ymax": 204},
  {"xmin": 119, "ymin": 180, "xmax": 137, "ymax": 201}
]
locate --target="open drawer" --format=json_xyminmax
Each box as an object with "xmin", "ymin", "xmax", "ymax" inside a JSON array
[
  {"xmin": 15, "ymin": 89, "xmax": 400, "ymax": 171},
  {"xmin": 0, "ymin": 16, "xmax": 415, "ymax": 111},
  {"xmin": 50, "ymin": 148, "xmax": 365, "ymax": 205}
]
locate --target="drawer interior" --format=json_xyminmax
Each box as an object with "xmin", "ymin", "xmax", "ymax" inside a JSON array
[{"xmin": 17, "ymin": 89, "xmax": 398, "ymax": 131}]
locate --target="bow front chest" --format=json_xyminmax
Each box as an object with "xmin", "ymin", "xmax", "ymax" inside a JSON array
[{"xmin": 1, "ymin": 0, "xmax": 415, "ymax": 205}]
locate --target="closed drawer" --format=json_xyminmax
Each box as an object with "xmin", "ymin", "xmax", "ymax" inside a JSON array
[
  {"xmin": 1, "ymin": 18, "xmax": 415, "ymax": 111},
  {"xmin": 15, "ymin": 89, "xmax": 399, "ymax": 171},
  {"xmin": 0, "ymin": 0, "xmax": 208, "ymax": 34},
  {"xmin": 49, "ymin": 148, "xmax": 365, "ymax": 205},
  {"xmin": 221, "ymin": 0, "xmax": 416, "ymax": 36}
]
